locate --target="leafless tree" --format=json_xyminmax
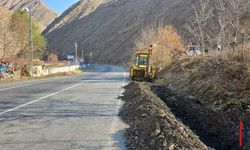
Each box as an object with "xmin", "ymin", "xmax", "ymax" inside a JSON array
[
  {"xmin": 185, "ymin": 0, "xmax": 214, "ymax": 52},
  {"xmin": 0, "ymin": 14, "xmax": 12, "ymax": 62},
  {"xmin": 219, "ymin": 0, "xmax": 250, "ymax": 52},
  {"xmin": 8, "ymin": 11, "xmax": 30, "ymax": 60},
  {"xmin": 215, "ymin": 0, "xmax": 230, "ymax": 50},
  {"xmin": 135, "ymin": 24, "xmax": 158, "ymax": 50}
]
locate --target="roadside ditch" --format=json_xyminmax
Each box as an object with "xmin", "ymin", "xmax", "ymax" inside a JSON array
[{"xmin": 152, "ymin": 85, "xmax": 240, "ymax": 150}]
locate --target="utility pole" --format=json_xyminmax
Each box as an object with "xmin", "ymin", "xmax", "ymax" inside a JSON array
[
  {"xmin": 80, "ymin": 48, "xmax": 84, "ymax": 68},
  {"xmin": 24, "ymin": 7, "xmax": 33, "ymax": 77},
  {"xmin": 81, "ymin": 48, "xmax": 84, "ymax": 61},
  {"xmin": 29, "ymin": 8, "xmax": 34, "ymax": 77},
  {"xmin": 90, "ymin": 52, "xmax": 93, "ymax": 64},
  {"xmin": 74, "ymin": 42, "xmax": 78, "ymax": 63}
]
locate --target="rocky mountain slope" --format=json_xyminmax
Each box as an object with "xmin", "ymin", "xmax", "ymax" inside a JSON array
[
  {"xmin": 0, "ymin": 0, "xmax": 58, "ymax": 29},
  {"xmin": 0, "ymin": 6, "xmax": 12, "ymax": 18},
  {"xmin": 44, "ymin": 0, "xmax": 106, "ymax": 35},
  {"xmin": 44, "ymin": 0, "xmax": 250, "ymax": 64},
  {"xmin": 44, "ymin": 0, "xmax": 193, "ymax": 64}
]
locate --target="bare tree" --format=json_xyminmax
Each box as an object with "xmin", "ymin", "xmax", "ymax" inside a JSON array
[
  {"xmin": 0, "ymin": 14, "xmax": 12, "ymax": 62},
  {"xmin": 220, "ymin": 0, "xmax": 250, "ymax": 52},
  {"xmin": 185, "ymin": 19, "xmax": 199, "ymax": 44},
  {"xmin": 135, "ymin": 24, "xmax": 158, "ymax": 50},
  {"xmin": 185, "ymin": 0, "xmax": 214, "ymax": 52},
  {"xmin": 9, "ymin": 11, "xmax": 29, "ymax": 57},
  {"xmin": 215, "ymin": 0, "xmax": 230, "ymax": 50}
]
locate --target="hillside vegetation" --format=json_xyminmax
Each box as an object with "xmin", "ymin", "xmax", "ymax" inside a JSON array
[
  {"xmin": 0, "ymin": 7, "xmax": 47, "ymax": 67},
  {"xmin": 0, "ymin": 0, "xmax": 58, "ymax": 29},
  {"xmin": 145, "ymin": 0, "xmax": 250, "ymax": 123}
]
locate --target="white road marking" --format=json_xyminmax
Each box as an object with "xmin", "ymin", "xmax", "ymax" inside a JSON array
[
  {"xmin": 0, "ymin": 84, "xmax": 33, "ymax": 92},
  {"xmin": 0, "ymin": 83, "xmax": 82, "ymax": 116},
  {"xmin": 0, "ymin": 74, "xmax": 83, "ymax": 92}
]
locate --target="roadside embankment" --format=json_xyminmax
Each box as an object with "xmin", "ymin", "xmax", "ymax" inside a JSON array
[
  {"xmin": 119, "ymin": 82, "xmax": 212, "ymax": 150},
  {"xmin": 152, "ymin": 85, "xmax": 239, "ymax": 149},
  {"xmin": 153, "ymin": 50, "xmax": 250, "ymax": 149}
]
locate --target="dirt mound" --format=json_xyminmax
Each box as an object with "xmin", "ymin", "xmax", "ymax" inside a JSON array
[
  {"xmin": 153, "ymin": 85, "xmax": 241, "ymax": 149},
  {"xmin": 119, "ymin": 82, "xmax": 212, "ymax": 150},
  {"xmin": 155, "ymin": 50, "xmax": 250, "ymax": 149}
]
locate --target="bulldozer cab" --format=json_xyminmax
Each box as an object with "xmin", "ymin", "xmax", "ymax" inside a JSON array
[
  {"xmin": 135, "ymin": 52, "xmax": 149, "ymax": 68},
  {"xmin": 130, "ymin": 47, "xmax": 155, "ymax": 82}
]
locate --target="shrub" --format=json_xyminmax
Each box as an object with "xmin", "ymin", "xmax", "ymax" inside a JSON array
[{"xmin": 135, "ymin": 25, "xmax": 184, "ymax": 71}]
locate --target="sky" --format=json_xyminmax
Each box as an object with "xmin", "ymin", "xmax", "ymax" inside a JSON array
[{"xmin": 43, "ymin": 0, "xmax": 79, "ymax": 13}]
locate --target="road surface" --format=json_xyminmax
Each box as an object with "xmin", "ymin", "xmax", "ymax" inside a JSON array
[{"xmin": 0, "ymin": 65, "xmax": 128, "ymax": 150}]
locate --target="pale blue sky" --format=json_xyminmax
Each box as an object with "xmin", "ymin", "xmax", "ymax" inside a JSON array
[{"xmin": 43, "ymin": 0, "xmax": 79, "ymax": 13}]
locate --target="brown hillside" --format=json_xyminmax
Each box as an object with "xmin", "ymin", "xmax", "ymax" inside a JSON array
[
  {"xmin": 44, "ymin": 0, "xmax": 193, "ymax": 64},
  {"xmin": 0, "ymin": 0, "xmax": 58, "ymax": 29},
  {"xmin": 44, "ymin": 0, "xmax": 105, "ymax": 35},
  {"xmin": 0, "ymin": 6, "xmax": 12, "ymax": 17},
  {"xmin": 44, "ymin": 0, "xmax": 250, "ymax": 64}
]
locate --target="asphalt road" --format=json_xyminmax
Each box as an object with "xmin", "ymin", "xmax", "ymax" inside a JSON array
[{"xmin": 0, "ymin": 65, "xmax": 128, "ymax": 150}]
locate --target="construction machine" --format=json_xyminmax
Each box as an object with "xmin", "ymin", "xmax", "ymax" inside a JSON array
[
  {"xmin": 186, "ymin": 43, "xmax": 201, "ymax": 56},
  {"xmin": 129, "ymin": 45, "xmax": 156, "ymax": 82}
]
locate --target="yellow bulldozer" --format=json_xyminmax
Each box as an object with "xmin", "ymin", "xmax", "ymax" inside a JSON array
[{"xmin": 129, "ymin": 45, "xmax": 156, "ymax": 82}]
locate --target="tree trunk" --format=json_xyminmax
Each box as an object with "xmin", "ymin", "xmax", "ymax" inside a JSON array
[{"xmin": 0, "ymin": 32, "xmax": 7, "ymax": 62}]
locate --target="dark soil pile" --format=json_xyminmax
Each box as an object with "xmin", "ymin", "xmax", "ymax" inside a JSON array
[{"xmin": 119, "ymin": 82, "xmax": 212, "ymax": 150}]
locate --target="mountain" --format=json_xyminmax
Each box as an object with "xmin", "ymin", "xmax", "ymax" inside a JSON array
[
  {"xmin": 0, "ymin": 0, "xmax": 58, "ymax": 29},
  {"xmin": 44, "ymin": 0, "xmax": 250, "ymax": 64},
  {"xmin": 44, "ymin": 0, "xmax": 194, "ymax": 64},
  {"xmin": 0, "ymin": 6, "xmax": 12, "ymax": 17},
  {"xmin": 44, "ymin": 0, "xmax": 106, "ymax": 35}
]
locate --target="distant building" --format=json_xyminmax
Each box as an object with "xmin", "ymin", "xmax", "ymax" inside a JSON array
[{"xmin": 67, "ymin": 55, "xmax": 75, "ymax": 62}]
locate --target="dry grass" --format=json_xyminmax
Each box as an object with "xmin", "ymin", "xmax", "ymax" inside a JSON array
[
  {"xmin": 185, "ymin": 52, "xmax": 249, "ymax": 102},
  {"xmin": 159, "ymin": 43, "xmax": 250, "ymax": 105},
  {"xmin": 81, "ymin": 0, "xmax": 104, "ymax": 18},
  {"xmin": 33, "ymin": 59, "xmax": 45, "ymax": 66},
  {"xmin": 154, "ymin": 43, "xmax": 250, "ymax": 150}
]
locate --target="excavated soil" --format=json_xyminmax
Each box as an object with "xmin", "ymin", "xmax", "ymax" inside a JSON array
[
  {"xmin": 152, "ymin": 85, "xmax": 243, "ymax": 150},
  {"xmin": 119, "ymin": 82, "xmax": 213, "ymax": 150},
  {"xmin": 153, "ymin": 52, "xmax": 250, "ymax": 150}
]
